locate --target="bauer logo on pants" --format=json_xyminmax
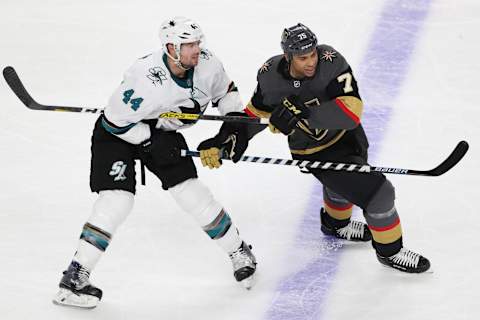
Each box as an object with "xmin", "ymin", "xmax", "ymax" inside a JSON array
[{"xmin": 109, "ymin": 161, "xmax": 127, "ymax": 181}]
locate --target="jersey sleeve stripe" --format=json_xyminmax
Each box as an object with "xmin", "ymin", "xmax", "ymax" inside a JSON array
[
  {"xmin": 244, "ymin": 106, "xmax": 258, "ymax": 118},
  {"xmin": 334, "ymin": 96, "xmax": 362, "ymax": 124},
  {"xmin": 245, "ymin": 101, "xmax": 271, "ymax": 118}
]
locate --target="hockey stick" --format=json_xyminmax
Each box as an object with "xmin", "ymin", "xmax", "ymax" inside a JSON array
[
  {"xmin": 181, "ymin": 140, "xmax": 469, "ymax": 176},
  {"xmin": 158, "ymin": 112, "xmax": 268, "ymax": 124},
  {"xmin": 4, "ymin": 65, "xmax": 469, "ymax": 176},
  {"xmin": 2, "ymin": 66, "xmax": 267, "ymax": 124}
]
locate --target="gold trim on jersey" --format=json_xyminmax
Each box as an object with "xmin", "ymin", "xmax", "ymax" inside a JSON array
[
  {"xmin": 290, "ymin": 130, "xmax": 346, "ymax": 155},
  {"xmin": 337, "ymin": 96, "xmax": 363, "ymax": 119},
  {"xmin": 295, "ymin": 120, "xmax": 328, "ymax": 141},
  {"xmin": 246, "ymin": 101, "xmax": 271, "ymax": 119},
  {"xmin": 294, "ymin": 98, "xmax": 330, "ymax": 141},
  {"xmin": 304, "ymin": 98, "xmax": 321, "ymax": 107}
]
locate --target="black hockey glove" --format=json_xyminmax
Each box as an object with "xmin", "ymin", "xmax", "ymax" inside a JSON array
[
  {"xmin": 197, "ymin": 112, "xmax": 249, "ymax": 169},
  {"xmin": 269, "ymin": 95, "xmax": 310, "ymax": 135},
  {"xmin": 139, "ymin": 131, "xmax": 184, "ymax": 167}
]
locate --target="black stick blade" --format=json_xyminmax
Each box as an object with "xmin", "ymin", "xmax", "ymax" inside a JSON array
[
  {"xmin": 3, "ymin": 66, "xmax": 97, "ymax": 113},
  {"xmin": 3, "ymin": 66, "xmax": 39, "ymax": 109},
  {"xmin": 426, "ymin": 140, "xmax": 469, "ymax": 176}
]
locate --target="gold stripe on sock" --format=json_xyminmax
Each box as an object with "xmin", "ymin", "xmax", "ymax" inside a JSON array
[
  {"xmin": 325, "ymin": 204, "xmax": 353, "ymax": 220},
  {"xmin": 370, "ymin": 223, "xmax": 403, "ymax": 244}
]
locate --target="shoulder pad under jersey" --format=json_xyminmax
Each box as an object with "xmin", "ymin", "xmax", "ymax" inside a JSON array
[
  {"xmin": 316, "ymin": 44, "xmax": 349, "ymax": 74},
  {"xmin": 195, "ymin": 48, "xmax": 226, "ymax": 75},
  {"xmin": 256, "ymin": 54, "xmax": 284, "ymax": 78}
]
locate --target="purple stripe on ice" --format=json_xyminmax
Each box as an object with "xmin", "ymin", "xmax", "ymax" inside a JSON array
[{"xmin": 264, "ymin": 1, "xmax": 432, "ymax": 319}]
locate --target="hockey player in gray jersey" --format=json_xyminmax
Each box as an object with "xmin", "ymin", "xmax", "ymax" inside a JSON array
[
  {"xmin": 53, "ymin": 17, "xmax": 261, "ymax": 309},
  {"xmin": 198, "ymin": 23, "xmax": 430, "ymax": 274}
]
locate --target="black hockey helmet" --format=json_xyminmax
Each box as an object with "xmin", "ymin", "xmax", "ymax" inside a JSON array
[{"xmin": 281, "ymin": 23, "xmax": 317, "ymax": 60}]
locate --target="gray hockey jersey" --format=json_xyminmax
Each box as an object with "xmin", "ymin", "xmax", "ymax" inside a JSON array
[{"xmin": 246, "ymin": 45, "xmax": 363, "ymax": 155}]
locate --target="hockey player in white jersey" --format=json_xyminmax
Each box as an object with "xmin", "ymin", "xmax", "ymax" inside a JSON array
[{"xmin": 53, "ymin": 17, "xmax": 262, "ymax": 309}]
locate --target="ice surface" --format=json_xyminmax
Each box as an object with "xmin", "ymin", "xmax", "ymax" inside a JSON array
[{"xmin": 1, "ymin": 1, "xmax": 478, "ymax": 319}]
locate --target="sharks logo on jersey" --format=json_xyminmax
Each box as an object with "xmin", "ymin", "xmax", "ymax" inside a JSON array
[
  {"xmin": 147, "ymin": 67, "xmax": 168, "ymax": 86},
  {"xmin": 177, "ymin": 98, "xmax": 208, "ymax": 124},
  {"xmin": 200, "ymin": 49, "xmax": 212, "ymax": 60}
]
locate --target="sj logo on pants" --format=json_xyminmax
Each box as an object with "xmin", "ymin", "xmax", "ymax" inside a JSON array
[{"xmin": 109, "ymin": 161, "xmax": 127, "ymax": 181}]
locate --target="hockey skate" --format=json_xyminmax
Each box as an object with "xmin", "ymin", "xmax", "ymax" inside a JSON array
[
  {"xmin": 52, "ymin": 261, "xmax": 102, "ymax": 309},
  {"xmin": 376, "ymin": 247, "xmax": 431, "ymax": 273},
  {"xmin": 229, "ymin": 242, "xmax": 257, "ymax": 289},
  {"xmin": 320, "ymin": 208, "xmax": 372, "ymax": 242}
]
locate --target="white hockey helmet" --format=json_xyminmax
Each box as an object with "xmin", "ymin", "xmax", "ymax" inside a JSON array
[{"xmin": 159, "ymin": 17, "xmax": 204, "ymax": 65}]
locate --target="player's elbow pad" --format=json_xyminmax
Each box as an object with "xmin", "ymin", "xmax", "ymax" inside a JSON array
[{"xmin": 217, "ymin": 91, "xmax": 243, "ymax": 115}]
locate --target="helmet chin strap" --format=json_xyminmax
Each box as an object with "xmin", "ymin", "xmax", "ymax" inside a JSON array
[
  {"xmin": 164, "ymin": 44, "xmax": 192, "ymax": 71},
  {"xmin": 176, "ymin": 62, "xmax": 192, "ymax": 71}
]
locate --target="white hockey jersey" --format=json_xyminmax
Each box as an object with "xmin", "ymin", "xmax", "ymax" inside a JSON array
[{"xmin": 102, "ymin": 49, "xmax": 243, "ymax": 144}]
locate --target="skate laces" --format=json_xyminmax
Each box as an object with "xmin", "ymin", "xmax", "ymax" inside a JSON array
[
  {"xmin": 67, "ymin": 262, "xmax": 91, "ymax": 288},
  {"xmin": 337, "ymin": 220, "xmax": 365, "ymax": 240},
  {"xmin": 77, "ymin": 267, "xmax": 91, "ymax": 285},
  {"xmin": 390, "ymin": 248, "xmax": 420, "ymax": 268},
  {"xmin": 229, "ymin": 244, "xmax": 255, "ymax": 270}
]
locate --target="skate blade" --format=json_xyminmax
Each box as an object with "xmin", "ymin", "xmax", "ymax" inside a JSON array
[
  {"xmin": 52, "ymin": 288, "xmax": 99, "ymax": 309},
  {"xmin": 380, "ymin": 264, "xmax": 434, "ymax": 274},
  {"xmin": 240, "ymin": 274, "xmax": 256, "ymax": 290}
]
